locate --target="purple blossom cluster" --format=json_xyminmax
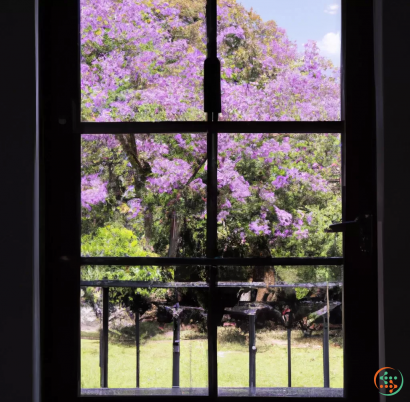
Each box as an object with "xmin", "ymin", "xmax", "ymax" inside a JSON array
[
  {"xmin": 147, "ymin": 158, "xmax": 192, "ymax": 193},
  {"xmin": 189, "ymin": 178, "xmax": 206, "ymax": 192},
  {"xmin": 81, "ymin": 0, "xmax": 340, "ymax": 123},
  {"xmin": 218, "ymin": 159, "xmax": 251, "ymax": 202},
  {"xmin": 218, "ymin": 210, "xmax": 230, "ymax": 222},
  {"xmin": 82, "ymin": 129, "xmax": 337, "ymax": 245},
  {"xmin": 127, "ymin": 198, "xmax": 143, "ymax": 218},
  {"xmin": 81, "ymin": 174, "xmax": 108, "ymax": 210},
  {"xmin": 249, "ymin": 214, "xmax": 271, "ymax": 235},
  {"xmin": 81, "ymin": 0, "xmax": 206, "ymax": 121},
  {"xmin": 274, "ymin": 206, "xmax": 293, "ymax": 227}
]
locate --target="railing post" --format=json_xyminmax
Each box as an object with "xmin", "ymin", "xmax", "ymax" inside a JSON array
[
  {"xmin": 287, "ymin": 326, "xmax": 292, "ymax": 387},
  {"xmin": 101, "ymin": 287, "xmax": 109, "ymax": 388},
  {"xmin": 323, "ymin": 313, "xmax": 330, "ymax": 388},
  {"xmin": 135, "ymin": 311, "xmax": 140, "ymax": 388},
  {"xmin": 99, "ymin": 302, "xmax": 103, "ymax": 387},
  {"xmin": 172, "ymin": 316, "xmax": 181, "ymax": 388},
  {"xmin": 249, "ymin": 314, "xmax": 256, "ymax": 391}
]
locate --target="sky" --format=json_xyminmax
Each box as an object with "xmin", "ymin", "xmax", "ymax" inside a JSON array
[{"xmin": 237, "ymin": 0, "xmax": 341, "ymax": 67}]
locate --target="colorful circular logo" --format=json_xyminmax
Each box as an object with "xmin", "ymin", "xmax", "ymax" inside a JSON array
[{"xmin": 374, "ymin": 367, "xmax": 404, "ymax": 396}]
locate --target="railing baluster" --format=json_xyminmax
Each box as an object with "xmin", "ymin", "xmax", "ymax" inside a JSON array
[
  {"xmin": 101, "ymin": 287, "xmax": 109, "ymax": 388},
  {"xmin": 249, "ymin": 314, "xmax": 256, "ymax": 392},
  {"xmin": 135, "ymin": 311, "xmax": 140, "ymax": 388},
  {"xmin": 172, "ymin": 316, "xmax": 181, "ymax": 388},
  {"xmin": 323, "ymin": 314, "xmax": 330, "ymax": 388},
  {"xmin": 99, "ymin": 305, "xmax": 103, "ymax": 388},
  {"xmin": 207, "ymin": 266, "xmax": 218, "ymax": 397},
  {"xmin": 287, "ymin": 326, "xmax": 292, "ymax": 387}
]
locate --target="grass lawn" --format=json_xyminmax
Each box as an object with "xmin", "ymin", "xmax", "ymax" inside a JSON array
[{"xmin": 81, "ymin": 327, "xmax": 343, "ymax": 389}]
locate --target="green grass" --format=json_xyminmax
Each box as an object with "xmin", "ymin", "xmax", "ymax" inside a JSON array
[
  {"xmin": 81, "ymin": 327, "xmax": 343, "ymax": 389},
  {"xmin": 81, "ymin": 338, "xmax": 208, "ymax": 388},
  {"xmin": 217, "ymin": 345, "xmax": 342, "ymax": 388}
]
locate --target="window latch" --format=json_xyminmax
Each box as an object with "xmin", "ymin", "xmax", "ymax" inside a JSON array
[
  {"xmin": 326, "ymin": 214, "xmax": 373, "ymax": 254},
  {"xmin": 326, "ymin": 219, "xmax": 358, "ymax": 233},
  {"xmin": 204, "ymin": 57, "xmax": 221, "ymax": 114}
]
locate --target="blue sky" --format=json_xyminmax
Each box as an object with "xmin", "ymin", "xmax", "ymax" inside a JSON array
[{"xmin": 237, "ymin": 0, "xmax": 341, "ymax": 66}]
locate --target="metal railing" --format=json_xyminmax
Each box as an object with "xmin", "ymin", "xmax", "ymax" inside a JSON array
[{"xmin": 81, "ymin": 280, "xmax": 341, "ymax": 391}]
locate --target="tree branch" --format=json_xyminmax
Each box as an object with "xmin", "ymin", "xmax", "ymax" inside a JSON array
[
  {"xmin": 118, "ymin": 134, "xmax": 144, "ymax": 172},
  {"xmin": 184, "ymin": 156, "xmax": 207, "ymax": 187}
]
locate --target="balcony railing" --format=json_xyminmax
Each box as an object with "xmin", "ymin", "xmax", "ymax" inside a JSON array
[{"xmin": 80, "ymin": 280, "xmax": 343, "ymax": 397}]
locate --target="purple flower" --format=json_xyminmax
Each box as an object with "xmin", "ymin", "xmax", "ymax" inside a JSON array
[
  {"xmin": 127, "ymin": 198, "xmax": 142, "ymax": 218},
  {"xmin": 218, "ymin": 210, "xmax": 230, "ymax": 222},
  {"xmin": 221, "ymin": 199, "xmax": 231, "ymax": 209},
  {"xmin": 190, "ymin": 178, "xmax": 206, "ymax": 192},
  {"xmin": 260, "ymin": 189, "xmax": 275, "ymax": 204},
  {"xmin": 249, "ymin": 218, "xmax": 271, "ymax": 236},
  {"xmin": 274, "ymin": 206, "xmax": 293, "ymax": 226},
  {"xmin": 81, "ymin": 174, "xmax": 108, "ymax": 210},
  {"xmin": 295, "ymin": 229, "xmax": 309, "ymax": 240},
  {"xmin": 272, "ymin": 176, "xmax": 288, "ymax": 188}
]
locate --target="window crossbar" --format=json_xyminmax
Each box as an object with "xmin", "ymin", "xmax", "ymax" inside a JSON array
[
  {"xmin": 78, "ymin": 121, "xmax": 343, "ymax": 134},
  {"xmin": 80, "ymin": 257, "xmax": 344, "ymax": 267}
]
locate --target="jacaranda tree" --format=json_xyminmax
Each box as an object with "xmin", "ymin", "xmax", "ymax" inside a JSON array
[{"xmin": 80, "ymin": 0, "xmax": 342, "ymax": 293}]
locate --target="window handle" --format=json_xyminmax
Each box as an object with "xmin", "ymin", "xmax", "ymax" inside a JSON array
[
  {"xmin": 326, "ymin": 219, "xmax": 359, "ymax": 233},
  {"xmin": 326, "ymin": 214, "xmax": 373, "ymax": 254}
]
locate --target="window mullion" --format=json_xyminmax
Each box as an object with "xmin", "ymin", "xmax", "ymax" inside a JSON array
[
  {"xmin": 206, "ymin": 0, "xmax": 217, "ymax": 59},
  {"xmin": 206, "ymin": 127, "xmax": 218, "ymax": 397},
  {"xmin": 206, "ymin": 130, "xmax": 218, "ymax": 258},
  {"xmin": 204, "ymin": 0, "xmax": 221, "ymax": 116},
  {"xmin": 205, "ymin": 0, "xmax": 220, "ymax": 397}
]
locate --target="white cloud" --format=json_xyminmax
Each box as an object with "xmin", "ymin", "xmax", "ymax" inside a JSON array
[
  {"xmin": 318, "ymin": 32, "xmax": 341, "ymax": 55},
  {"xmin": 324, "ymin": 4, "xmax": 340, "ymax": 15}
]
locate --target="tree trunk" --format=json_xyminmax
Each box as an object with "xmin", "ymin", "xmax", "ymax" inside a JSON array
[
  {"xmin": 107, "ymin": 162, "xmax": 122, "ymax": 200},
  {"xmin": 253, "ymin": 266, "xmax": 276, "ymax": 302},
  {"xmin": 168, "ymin": 211, "xmax": 180, "ymax": 258},
  {"xmin": 247, "ymin": 239, "xmax": 275, "ymax": 301},
  {"xmin": 117, "ymin": 134, "xmax": 155, "ymax": 247},
  {"xmin": 144, "ymin": 209, "xmax": 153, "ymax": 248}
]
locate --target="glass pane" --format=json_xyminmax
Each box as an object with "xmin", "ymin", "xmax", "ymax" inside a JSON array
[
  {"xmin": 80, "ymin": 0, "xmax": 207, "ymax": 122},
  {"xmin": 217, "ymin": 265, "xmax": 343, "ymax": 397},
  {"xmin": 81, "ymin": 133, "xmax": 207, "ymax": 258},
  {"xmin": 217, "ymin": 133, "xmax": 342, "ymax": 257},
  {"xmin": 81, "ymin": 265, "xmax": 209, "ymax": 396},
  {"xmin": 217, "ymin": 0, "xmax": 341, "ymax": 121}
]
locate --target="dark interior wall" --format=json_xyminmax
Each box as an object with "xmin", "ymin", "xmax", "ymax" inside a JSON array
[
  {"xmin": 0, "ymin": 0, "xmax": 408, "ymax": 401},
  {"xmin": 376, "ymin": 1, "xmax": 410, "ymax": 401},
  {"xmin": 0, "ymin": 1, "xmax": 38, "ymax": 402}
]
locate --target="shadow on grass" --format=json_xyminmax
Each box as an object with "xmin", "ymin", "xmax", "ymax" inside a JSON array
[
  {"xmin": 82, "ymin": 321, "xmax": 208, "ymax": 347},
  {"xmin": 82, "ymin": 325, "xmax": 343, "ymax": 350}
]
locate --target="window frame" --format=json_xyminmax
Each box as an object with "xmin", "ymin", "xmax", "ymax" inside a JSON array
[{"xmin": 40, "ymin": 0, "xmax": 380, "ymax": 401}]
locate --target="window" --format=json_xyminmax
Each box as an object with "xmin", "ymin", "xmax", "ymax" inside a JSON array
[{"xmin": 41, "ymin": 0, "xmax": 379, "ymax": 401}]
